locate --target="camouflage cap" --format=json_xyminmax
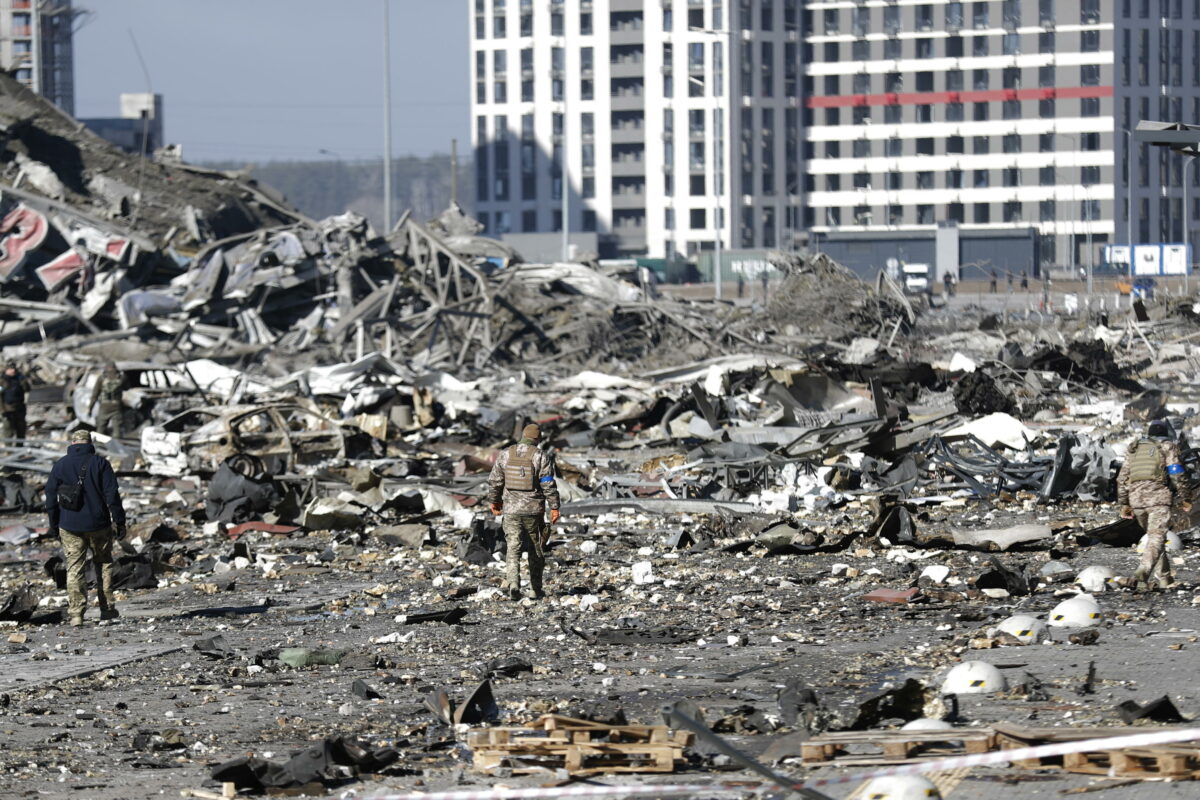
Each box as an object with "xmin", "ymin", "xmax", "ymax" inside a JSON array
[{"xmin": 70, "ymin": 429, "xmax": 92, "ymax": 444}]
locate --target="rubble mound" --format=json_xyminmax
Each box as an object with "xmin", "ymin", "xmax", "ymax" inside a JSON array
[
  {"xmin": 765, "ymin": 251, "xmax": 910, "ymax": 341},
  {"xmin": 953, "ymin": 370, "xmax": 1013, "ymax": 415}
]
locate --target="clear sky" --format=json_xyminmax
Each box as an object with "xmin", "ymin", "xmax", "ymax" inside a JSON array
[{"xmin": 74, "ymin": 0, "xmax": 469, "ymax": 163}]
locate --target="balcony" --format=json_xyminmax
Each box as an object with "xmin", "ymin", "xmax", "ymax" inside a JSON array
[
  {"xmin": 12, "ymin": 0, "xmax": 30, "ymax": 8},
  {"xmin": 611, "ymin": 124, "xmax": 646, "ymax": 144},
  {"xmin": 611, "ymin": 157, "xmax": 645, "ymax": 177},
  {"xmin": 11, "ymin": 25, "xmax": 31, "ymax": 37},
  {"xmin": 610, "ymin": 90, "xmax": 645, "ymax": 111},
  {"xmin": 611, "ymin": 189, "xmax": 646, "ymax": 208},
  {"xmin": 610, "ymin": 57, "xmax": 644, "ymax": 78}
]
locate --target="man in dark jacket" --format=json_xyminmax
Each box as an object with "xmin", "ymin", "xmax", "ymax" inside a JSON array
[
  {"xmin": 0, "ymin": 363, "xmax": 25, "ymax": 440},
  {"xmin": 45, "ymin": 429, "xmax": 127, "ymax": 626}
]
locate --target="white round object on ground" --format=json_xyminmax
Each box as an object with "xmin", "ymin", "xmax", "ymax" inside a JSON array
[
  {"xmin": 1136, "ymin": 532, "xmax": 1182, "ymax": 553},
  {"xmin": 941, "ymin": 660, "xmax": 1006, "ymax": 694},
  {"xmin": 901, "ymin": 718, "xmax": 954, "ymax": 731},
  {"xmin": 1048, "ymin": 594, "xmax": 1103, "ymax": 628},
  {"xmin": 1075, "ymin": 565, "xmax": 1117, "ymax": 592},
  {"xmin": 997, "ymin": 614, "xmax": 1046, "ymax": 644},
  {"xmin": 861, "ymin": 774, "xmax": 943, "ymax": 800}
]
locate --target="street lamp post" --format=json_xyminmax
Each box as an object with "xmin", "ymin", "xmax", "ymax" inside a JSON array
[
  {"xmin": 382, "ymin": 0, "xmax": 393, "ymax": 232},
  {"xmin": 693, "ymin": 27, "xmax": 732, "ymax": 300}
]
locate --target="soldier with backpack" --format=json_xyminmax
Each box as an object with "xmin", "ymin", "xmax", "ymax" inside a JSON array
[
  {"xmin": 1118, "ymin": 420, "xmax": 1191, "ymax": 590},
  {"xmin": 488, "ymin": 424, "xmax": 561, "ymax": 600}
]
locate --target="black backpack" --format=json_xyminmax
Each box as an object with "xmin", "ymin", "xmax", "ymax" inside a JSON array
[{"xmin": 57, "ymin": 457, "xmax": 94, "ymax": 512}]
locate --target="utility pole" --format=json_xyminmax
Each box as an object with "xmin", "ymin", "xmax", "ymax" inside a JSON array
[
  {"xmin": 450, "ymin": 138, "xmax": 459, "ymax": 206},
  {"xmin": 382, "ymin": 0, "xmax": 394, "ymax": 232}
]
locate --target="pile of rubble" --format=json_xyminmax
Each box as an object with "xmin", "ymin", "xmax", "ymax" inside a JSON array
[{"xmin": 3, "ymin": 69, "xmax": 1200, "ymax": 800}]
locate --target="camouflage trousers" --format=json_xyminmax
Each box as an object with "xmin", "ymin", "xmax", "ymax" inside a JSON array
[
  {"xmin": 1134, "ymin": 505, "xmax": 1174, "ymax": 583},
  {"xmin": 59, "ymin": 527, "xmax": 115, "ymax": 621},
  {"xmin": 503, "ymin": 513, "xmax": 546, "ymax": 596}
]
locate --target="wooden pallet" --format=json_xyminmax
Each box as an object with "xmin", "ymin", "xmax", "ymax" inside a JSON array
[
  {"xmin": 801, "ymin": 728, "xmax": 996, "ymax": 766},
  {"xmin": 467, "ymin": 714, "xmax": 692, "ymax": 776},
  {"xmin": 994, "ymin": 723, "xmax": 1200, "ymax": 779}
]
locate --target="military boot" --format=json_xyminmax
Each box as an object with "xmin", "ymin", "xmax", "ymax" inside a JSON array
[{"xmin": 1132, "ymin": 567, "xmax": 1150, "ymax": 592}]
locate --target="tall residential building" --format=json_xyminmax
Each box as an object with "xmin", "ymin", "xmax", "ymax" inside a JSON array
[
  {"xmin": 0, "ymin": 0, "xmax": 74, "ymax": 114},
  {"xmin": 469, "ymin": 0, "xmax": 803, "ymax": 260},
  {"xmin": 803, "ymin": 0, "xmax": 1200, "ymax": 274},
  {"xmin": 472, "ymin": 1, "xmax": 1200, "ymax": 273}
]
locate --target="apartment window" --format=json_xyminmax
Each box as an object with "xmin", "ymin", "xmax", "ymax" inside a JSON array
[
  {"xmin": 1081, "ymin": 98, "xmax": 1100, "ymax": 117},
  {"xmin": 1002, "ymin": 100, "xmax": 1021, "ymax": 120},
  {"xmin": 581, "ymin": 79, "xmax": 593, "ymax": 100},
  {"xmin": 915, "ymin": 105, "xmax": 932, "ymax": 123},
  {"xmin": 946, "ymin": 70, "xmax": 963, "ymax": 91},
  {"xmin": 494, "ymin": 78, "xmax": 507, "ymax": 103},
  {"xmin": 974, "ymin": 136, "xmax": 990, "ymax": 154},
  {"xmin": 1081, "ymin": 65, "xmax": 1100, "ymax": 86},
  {"xmin": 853, "ymin": 106, "xmax": 871, "ymax": 124},
  {"xmin": 854, "ymin": 171, "xmax": 871, "ymax": 189},
  {"xmin": 973, "ymin": 102, "xmax": 990, "ymax": 121},
  {"xmin": 948, "ymin": 203, "xmax": 965, "ymax": 223},
  {"xmin": 581, "ymin": 46, "xmax": 593, "ymax": 72},
  {"xmin": 1081, "ymin": 29, "xmax": 1100, "ymax": 52},
  {"xmin": 1039, "ymin": 98, "xmax": 1055, "ymax": 118},
  {"xmin": 1002, "ymin": 33, "xmax": 1020, "ymax": 55},
  {"xmin": 581, "ymin": 210, "xmax": 596, "ymax": 232},
  {"xmin": 1040, "ymin": 200, "xmax": 1057, "ymax": 222},
  {"xmin": 947, "ymin": 2, "xmax": 965, "ymax": 28},
  {"xmin": 884, "ymin": 38, "xmax": 901, "ymax": 59},
  {"xmin": 888, "ymin": 172, "xmax": 902, "ymax": 190},
  {"xmin": 476, "ymin": 51, "xmax": 487, "ymax": 79},
  {"xmin": 476, "ymin": 81, "xmax": 487, "ymax": 104},
  {"xmin": 663, "ymin": 3, "xmax": 673, "ymax": 30},
  {"xmin": 916, "ymin": 71, "xmax": 934, "ymax": 91},
  {"xmin": 883, "ymin": 5, "xmax": 900, "ymax": 33},
  {"xmin": 1039, "ymin": 65, "xmax": 1055, "ymax": 87},
  {"xmin": 946, "ymin": 102, "xmax": 964, "ymax": 121},
  {"xmin": 973, "ymin": 36, "xmax": 989, "ymax": 56},
  {"xmin": 1003, "ymin": 167, "xmax": 1020, "ymax": 187},
  {"xmin": 690, "ymin": 209, "xmax": 707, "ymax": 229},
  {"xmin": 973, "ymin": 2, "xmax": 989, "ymax": 28},
  {"xmin": 1003, "ymin": 67, "xmax": 1021, "ymax": 89},
  {"xmin": 823, "ymin": 8, "xmax": 838, "ymax": 33},
  {"xmin": 916, "ymin": 38, "xmax": 933, "ymax": 58},
  {"xmin": 761, "ymin": 42, "xmax": 774, "ymax": 96},
  {"xmin": 917, "ymin": 205, "xmax": 934, "ymax": 224},
  {"xmin": 886, "ymin": 138, "xmax": 903, "ymax": 156},
  {"xmin": 1081, "ymin": 166, "xmax": 1101, "ymax": 185},
  {"xmin": 1003, "ymin": 201, "xmax": 1022, "ymax": 223},
  {"xmin": 916, "ymin": 5, "xmax": 934, "ymax": 30},
  {"xmin": 916, "ymin": 138, "xmax": 934, "ymax": 156},
  {"xmin": 476, "ymin": 16, "xmax": 486, "ymax": 39},
  {"xmin": 1040, "ymin": 0, "xmax": 1055, "ymax": 24},
  {"xmin": 762, "ymin": 0, "xmax": 775, "ymax": 30},
  {"xmin": 1002, "ymin": 0, "xmax": 1021, "ymax": 26},
  {"xmin": 475, "ymin": 116, "xmax": 489, "ymax": 202},
  {"xmin": 973, "ymin": 70, "xmax": 989, "ymax": 90},
  {"xmin": 580, "ymin": 12, "xmax": 592, "ymax": 34},
  {"xmin": 1003, "ymin": 134, "xmax": 1021, "ymax": 154},
  {"xmin": 1081, "ymin": 0, "xmax": 1100, "ymax": 23},
  {"xmin": 581, "ymin": 143, "xmax": 594, "ymax": 168},
  {"xmin": 947, "ymin": 136, "xmax": 965, "ymax": 154},
  {"xmin": 690, "ymin": 174, "xmax": 706, "ymax": 196},
  {"xmin": 884, "ymin": 105, "xmax": 902, "ymax": 124},
  {"xmin": 522, "ymin": 210, "xmax": 537, "ymax": 232},
  {"xmin": 582, "ymin": 176, "xmax": 595, "ymax": 198},
  {"xmin": 853, "ymin": 139, "xmax": 872, "ymax": 157},
  {"xmin": 947, "ymin": 35, "xmax": 964, "ymax": 58},
  {"xmin": 974, "ymin": 204, "xmax": 990, "ymax": 224},
  {"xmin": 852, "ymin": 39, "xmax": 870, "ymax": 60},
  {"xmin": 949, "ymin": 169, "xmax": 964, "ymax": 188},
  {"xmin": 916, "ymin": 171, "xmax": 933, "ymax": 189},
  {"xmin": 825, "ymin": 174, "xmax": 841, "ymax": 191},
  {"xmin": 494, "ymin": 13, "xmax": 506, "ymax": 37},
  {"xmin": 1039, "ymin": 32, "xmax": 1055, "ymax": 54}
]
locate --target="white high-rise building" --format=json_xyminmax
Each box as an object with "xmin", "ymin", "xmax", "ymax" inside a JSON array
[
  {"xmin": 469, "ymin": 0, "xmax": 804, "ymax": 260},
  {"xmin": 0, "ymin": 0, "xmax": 75, "ymax": 114}
]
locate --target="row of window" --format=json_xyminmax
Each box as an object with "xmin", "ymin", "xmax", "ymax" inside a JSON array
[
  {"xmin": 819, "ymin": 1, "xmax": 1095, "ymax": 37},
  {"xmin": 1119, "ymin": 28, "xmax": 1197, "ymax": 88},
  {"xmin": 813, "ymin": 29, "xmax": 1101, "ymax": 63},
  {"xmin": 815, "ymin": 165, "xmax": 1105, "ymax": 192},
  {"xmin": 817, "ymin": 200, "xmax": 1102, "ymax": 228},
  {"xmin": 817, "ymin": 65, "xmax": 1103, "ymax": 97}
]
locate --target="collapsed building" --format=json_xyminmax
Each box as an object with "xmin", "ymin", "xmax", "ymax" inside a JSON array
[{"xmin": 1, "ymin": 70, "xmax": 1200, "ymax": 799}]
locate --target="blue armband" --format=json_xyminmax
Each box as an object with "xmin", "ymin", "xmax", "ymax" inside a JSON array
[
  {"xmin": 539, "ymin": 475, "xmax": 555, "ymax": 484},
  {"xmin": 1168, "ymin": 463, "xmax": 1185, "ymax": 476}
]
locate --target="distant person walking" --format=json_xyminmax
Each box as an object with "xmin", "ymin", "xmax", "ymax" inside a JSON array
[
  {"xmin": 943, "ymin": 271, "xmax": 953, "ymax": 298},
  {"xmin": 1007, "ymin": 273, "xmax": 1014, "ymax": 292},
  {"xmin": 488, "ymin": 424, "xmax": 561, "ymax": 600},
  {"xmin": 45, "ymin": 430, "xmax": 127, "ymax": 626},
  {"xmin": 990, "ymin": 270, "xmax": 998, "ymax": 293},
  {"xmin": 1, "ymin": 362, "xmax": 27, "ymax": 440},
  {"xmin": 1020, "ymin": 271, "xmax": 1029, "ymax": 290}
]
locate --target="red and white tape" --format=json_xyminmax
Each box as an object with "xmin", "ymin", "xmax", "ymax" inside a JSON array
[{"xmin": 364, "ymin": 726, "xmax": 1200, "ymax": 800}]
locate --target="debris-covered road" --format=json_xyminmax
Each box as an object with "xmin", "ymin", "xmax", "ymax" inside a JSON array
[{"xmin": 2, "ymin": 67, "xmax": 1200, "ymax": 799}]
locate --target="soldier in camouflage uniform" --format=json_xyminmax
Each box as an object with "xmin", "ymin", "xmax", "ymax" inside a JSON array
[
  {"xmin": 488, "ymin": 423, "xmax": 561, "ymax": 600},
  {"xmin": 92, "ymin": 363, "xmax": 125, "ymax": 438},
  {"xmin": 1118, "ymin": 420, "xmax": 1191, "ymax": 590}
]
